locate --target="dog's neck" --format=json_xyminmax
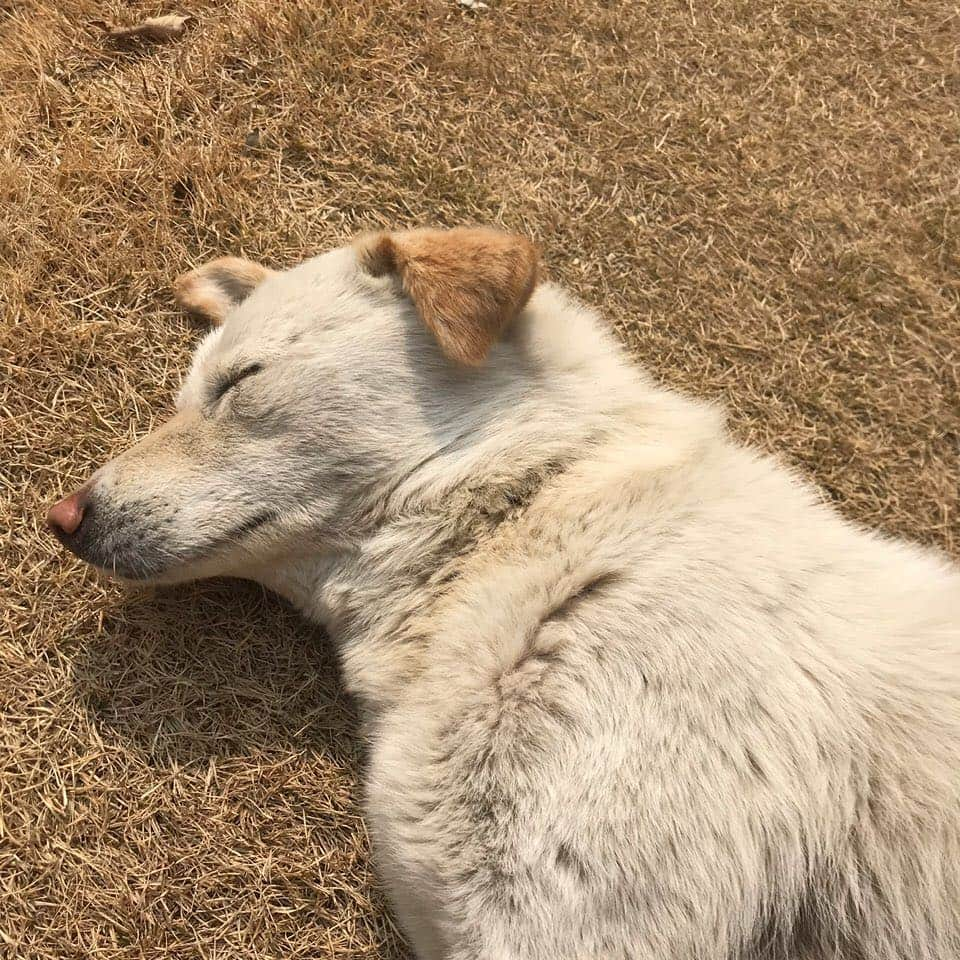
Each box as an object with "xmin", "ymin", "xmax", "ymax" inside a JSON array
[{"xmin": 252, "ymin": 443, "xmax": 571, "ymax": 713}]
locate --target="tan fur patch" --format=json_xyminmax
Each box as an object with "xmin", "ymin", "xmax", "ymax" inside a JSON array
[
  {"xmin": 173, "ymin": 257, "xmax": 275, "ymax": 325},
  {"xmin": 355, "ymin": 227, "xmax": 540, "ymax": 365}
]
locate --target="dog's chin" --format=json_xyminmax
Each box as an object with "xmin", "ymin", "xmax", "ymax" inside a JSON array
[
  {"xmin": 67, "ymin": 541, "xmax": 241, "ymax": 587},
  {"xmin": 58, "ymin": 527, "xmax": 253, "ymax": 585},
  {"xmin": 94, "ymin": 557, "xmax": 202, "ymax": 586},
  {"xmin": 54, "ymin": 528, "xmax": 178, "ymax": 583}
]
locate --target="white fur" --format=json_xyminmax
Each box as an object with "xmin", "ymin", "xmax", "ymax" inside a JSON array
[{"xmin": 77, "ymin": 243, "xmax": 960, "ymax": 959}]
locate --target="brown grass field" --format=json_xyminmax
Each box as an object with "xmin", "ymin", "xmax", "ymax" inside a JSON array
[{"xmin": 1, "ymin": 0, "xmax": 957, "ymax": 956}]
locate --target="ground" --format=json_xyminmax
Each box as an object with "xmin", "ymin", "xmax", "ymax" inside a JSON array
[{"xmin": 1, "ymin": 1, "xmax": 957, "ymax": 957}]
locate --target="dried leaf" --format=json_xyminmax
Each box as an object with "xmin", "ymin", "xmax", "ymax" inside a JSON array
[{"xmin": 93, "ymin": 14, "xmax": 193, "ymax": 44}]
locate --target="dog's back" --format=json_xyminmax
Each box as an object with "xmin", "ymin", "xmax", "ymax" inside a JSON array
[{"xmin": 367, "ymin": 414, "xmax": 960, "ymax": 960}]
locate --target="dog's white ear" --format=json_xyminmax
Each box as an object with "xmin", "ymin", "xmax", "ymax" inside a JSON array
[
  {"xmin": 173, "ymin": 257, "xmax": 275, "ymax": 325},
  {"xmin": 355, "ymin": 226, "xmax": 540, "ymax": 366}
]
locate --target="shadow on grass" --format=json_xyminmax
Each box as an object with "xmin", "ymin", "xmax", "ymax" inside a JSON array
[
  {"xmin": 65, "ymin": 578, "xmax": 410, "ymax": 958},
  {"xmin": 68, "ymin": 577, "xmax": 361, "ymax": 770}
]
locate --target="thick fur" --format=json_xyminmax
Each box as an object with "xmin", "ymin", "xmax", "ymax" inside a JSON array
[{"xmin": 53, "ymin": 230, "xmax": 960, "ymax": 959}]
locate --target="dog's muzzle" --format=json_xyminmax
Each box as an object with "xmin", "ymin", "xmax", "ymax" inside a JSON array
[{"xmin": 47, "ymin": 483, "xmax": 168, "ymax": 580}]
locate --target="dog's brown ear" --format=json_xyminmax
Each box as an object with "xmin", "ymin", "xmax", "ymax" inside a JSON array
[
  {"xmin": 173, "ymin": 257, "xmax": 275, "ymax": 325},
  {"xmin": 355, "ymin": 227, "xmax": 539, "ymax": 366}
]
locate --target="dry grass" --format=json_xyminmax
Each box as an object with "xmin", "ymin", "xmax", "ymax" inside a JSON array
[{"xmin": 1, "ymin": 0, "xmax": 957, "ymax": 956}]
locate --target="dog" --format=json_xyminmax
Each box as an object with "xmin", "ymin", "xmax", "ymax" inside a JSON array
[{"xmin": 49, "ymin": 227, "xmax": 960, "ymax": 959}]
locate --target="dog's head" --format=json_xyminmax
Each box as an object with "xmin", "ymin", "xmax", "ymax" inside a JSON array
[{"xmin": 47, "ymin": 227, "xmax": 541, "ymax": 582}]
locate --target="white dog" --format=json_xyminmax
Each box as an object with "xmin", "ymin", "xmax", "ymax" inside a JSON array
[{"xmin": 49, "ymin": 227, "xmax": 960, "ymax": 959}]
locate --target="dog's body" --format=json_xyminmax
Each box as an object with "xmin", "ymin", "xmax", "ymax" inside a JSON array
[{"xmin": 49, "ymin": 229, "xmax": 960, "ymax": 959}]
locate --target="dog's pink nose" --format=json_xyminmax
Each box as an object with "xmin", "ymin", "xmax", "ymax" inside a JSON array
[{"xmin": 47, "ymin": 488, "xmax": 89, "ymax": 537}]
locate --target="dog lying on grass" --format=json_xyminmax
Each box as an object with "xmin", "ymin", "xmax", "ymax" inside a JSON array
[{"xmin": 49, "ymin": 227, "xmax": 959, "ymax": 960}]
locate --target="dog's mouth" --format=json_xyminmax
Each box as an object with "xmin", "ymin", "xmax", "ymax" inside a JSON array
[
  {"xmin": 202, "ymin": 510, "xmax": 279, "ymax": 557},
  {"xmin": 53, "ymin": 498, "xmax": 280, "ymax": 581}
]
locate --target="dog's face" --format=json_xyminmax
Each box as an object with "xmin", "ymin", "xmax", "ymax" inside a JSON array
[{"xmin": 47, "ymin": 228, "xmax": 539, "ymax": 582}]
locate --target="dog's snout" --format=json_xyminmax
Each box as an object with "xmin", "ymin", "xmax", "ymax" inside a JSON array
[{"xmin": 47, "ymin": 487, "xmax": 90, "ymax": 538}]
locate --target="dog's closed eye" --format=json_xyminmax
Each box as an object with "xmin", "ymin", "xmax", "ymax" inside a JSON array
[{"xmin": 211, "ymin": 363, "xmax": 263, "ymax": 405}]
